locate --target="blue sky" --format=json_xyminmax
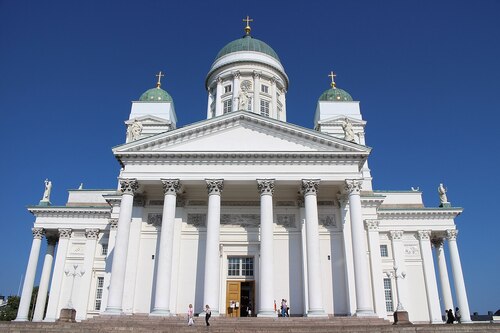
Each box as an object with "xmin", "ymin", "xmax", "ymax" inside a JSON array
[{"xmin": 1, "ymin": 0, "xmax": 499, "ymax": 314}]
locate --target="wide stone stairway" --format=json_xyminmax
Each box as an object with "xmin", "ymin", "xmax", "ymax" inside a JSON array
[{"xmin": 1, "ymin": 315, "xmax": 499, "ymax": 333}]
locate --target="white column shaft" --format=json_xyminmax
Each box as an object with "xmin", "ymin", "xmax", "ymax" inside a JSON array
[
  {"xmin": 348, "ymin": 192, "xmax": 373, "ymax": 315},
  {"xmin": 152, "ymin": 192, "xmax": 177, "ymax": 315},
  {"xmin": 258, "ymin": 193, "xmax": 274, "ymax": 316},
  {"xmin": 203, "ymin": 191, "xmax": 221, "ymax": 315},
  {"xmin": 44, "ymin": 231, "xmax": 71, "ymax": 321},
  {"xmin": 304, "ymin": 193, "xmax": 325, "ymax": 316},
  {"xmin": 435, "ymin": 242, "xmax": 453, "ymax": 313},
  {"xmin": 448, "ymin": 235, "xmax": 471, "ymax": 323},
  {"xmin": 215, "ymin": 79, "xmax": 223, "ymax": 116},
  {"xmin": 271, "ymin": 79, "xmax": 277, "ymax": 118},
  {"xmin": 32, "ymin": 240, "xmax": 55, "ymax": 321},
  {"xmin": 232, "ymin": 74, "xmax": 239, "ymax": 111},
  {"xmin": 253, "ymin": 74, "xmax": 260, "ymax": 113},
  {"xmin": 16, "ymin": 231, "xmax": 43, "ymax": 321},
  {"xmin": 206, "ymin": 92, "xmax": 213, "ymax": 119},
  {"xmin": 102, "ymin": 222, "xmax": 118, "ymax": 311},
  {"xmin": 105, "ymin": 192, "xmax": 134, "ymax": 314},
  {"xmin": 418, "ymin": 234, "xmax": 442, "ymax": 323}
]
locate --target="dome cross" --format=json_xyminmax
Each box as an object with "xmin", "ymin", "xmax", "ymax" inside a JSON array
[
  {"xmin": 328, "ymin": 71, "xmax": 337, "ymax": 88},
  {"xmin": 243, "ymin": 15, "xmax": 253, "ymax": 35},
  {"xmin": 156, "ymin": 71, "xmax": 165, "ymax": 88}
]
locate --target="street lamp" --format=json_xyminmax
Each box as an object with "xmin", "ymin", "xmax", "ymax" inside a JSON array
[
  {"xmin": 58, "ymin": 264, "xmax": 85, "ymax": 322},
  {"xmin": 386, "ymin": 266, "xmax": 412, "ymax": 325}
]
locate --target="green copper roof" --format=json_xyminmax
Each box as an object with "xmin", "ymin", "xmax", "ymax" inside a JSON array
[
  {"xmin": 215, "ymin": 35, "xmax": 280, "ymax": 62},
  {"xmin": 319, "ymin": 87, "xmax": 353, "ymax": 102},
  {"xmin": 139, "ymin": 87, "xmax": 173, "ymax": 102}
]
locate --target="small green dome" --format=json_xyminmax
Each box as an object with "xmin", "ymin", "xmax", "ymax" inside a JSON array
[
  {"xmin": 319, "ymin": 87, "xmax": 353, "ymax": 102},
  {"xmin": 215, "ymin": 35, "xmax": 280, "ymax": 62},
  {"xmin": 139, "ymin": 87, "xmax": 173, "ymax": 102}
]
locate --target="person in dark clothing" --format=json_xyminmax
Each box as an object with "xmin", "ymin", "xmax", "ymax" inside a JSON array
[
  {"xmin": 446, "ymin": 309, "xmax": 455, "ymax": 324},
  {"xmin": 205, "ymin": 304, "xmax": 211, "ymax": 326}
]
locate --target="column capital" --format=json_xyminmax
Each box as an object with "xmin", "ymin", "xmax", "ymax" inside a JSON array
[
  {"xmin": 119, "ymin": 178, "xmax": 139, "ymax": 195},
  {"xmin": 216, "ymin": 76, "xmax": 223, "ymax": 84},
  {"xmin": 364, "ymin": 219, "xmax": 380, "ymax": 231},
  {"xmin": 389, "ymin": 230, "xmax": 404, "ymax": 241},
  {"xmin": 446, "ymin": 229, "xmax": 458, "ymax": 240},
  {"xmin": 431, "ymin": 237, "xmax": 444, "ymax": 248},
  {"xmin": 161, "ymin": 179, "xmax": 181, "ymax": 195},
  {"xmin": 257, "ymin": 179, "xmax": 275, "ymax": 195},
  {"xmin": 32, "ymin": 227, "xmax": 44, "ymax": 239},
  {"xmin": 85, "ymin": 228, "xmax": 100, "ymax": 239},
  {"xmin": 417, "ymin": 230, "xmax": 432, "ymax": 241},
  {"xmin": 232, "ymin": 70, "xmax": 241, "ymax": 79},
  {"xmin": 301, "ymin": 179, "xmax": 320, "ymax": 196},
  {"xmin": 336, "ymin": 191, "xmax": 348, "ymax": 205},
  {"xmin": 252, "ymin": 70, "xmax": 261, "ymax": 79},
  {"xmin": 345, "ymin": 179, "xmax": 363, "ymax": 195},
  {"xmin": 206, "ymin": 179, "xmax": 224, "ymax": 195},
  {"xmin": 46, "ymin": 235, "xmax": 58, "ymax": 246},
  {"xmin": 109, "ymin": 219, "xmax": 118, "ymax": 230},
  {"xmin": 58, "ymin": 228, "xmax": 72, "ymax": 239}
]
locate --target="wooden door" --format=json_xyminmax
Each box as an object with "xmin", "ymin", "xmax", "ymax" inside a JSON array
[{"xmin": 226, "ymin": 281, "xmax": 240, "ymax": 317}]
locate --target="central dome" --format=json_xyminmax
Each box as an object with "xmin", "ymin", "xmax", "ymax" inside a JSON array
[{"xmin": 215, "ymin": 35, "xmax": 280, "ymax": 62}]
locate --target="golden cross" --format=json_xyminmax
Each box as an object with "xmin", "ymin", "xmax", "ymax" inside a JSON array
[
  {"xmin": 243, "ymin": 16, "xmax": 253, "ymax": 35},
  {"xmin": 156, "ymin": 71, "xmax": 165, "ymax": 88},
  {"xmin": 328, "ymin": 71, "xmax": 337, "ymax": 88}
]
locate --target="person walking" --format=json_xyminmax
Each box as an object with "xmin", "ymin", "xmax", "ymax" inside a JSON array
[
  {"xmin": 446, "ymin": 309, "xmax": 455, "ymax": 324},
  {"xmin": 455, "ymin": 307, "xmax": 461, "ymax": 323},
  {"xmin": 187, "ymin": 303, "xmax": 194, "ymax": 326},
  {"xmin": 205, "ymin": 304, "xmax": 211, "ymax": 326}
]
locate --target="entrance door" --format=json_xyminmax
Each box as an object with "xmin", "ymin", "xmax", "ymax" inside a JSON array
[{"xmin": 226, "ymin": 281, "xmax": 255, "ymax": 317}]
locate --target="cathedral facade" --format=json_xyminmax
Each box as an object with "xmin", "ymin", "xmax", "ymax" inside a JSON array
[{"xmin": 15, "ymin": 22, "xmax": 471, "ymax": 324}]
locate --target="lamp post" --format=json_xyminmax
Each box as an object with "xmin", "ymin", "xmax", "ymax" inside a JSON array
[
  {"xmin": 386, "ymin": 266, "xmax": 412, "ymax": 325},
  {"xmin": 58, "ymin": 264, "xmax": 85, "ymax": 322}
]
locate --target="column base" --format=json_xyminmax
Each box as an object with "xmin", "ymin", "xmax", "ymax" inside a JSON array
[
  {"xmin": 257, "ymin": 310, "xmax": 276, "ymax": 317},
  {"xmin": 57, "ymin": 308, "xmax": 76, "ymax": 323},
  {"xmin": 13, "ymin": 317, "xmax": 28, "ymax": 322},
  {"xmin": 354, "ymin": 309, "xmax": 376, "ymax": 317},
  {"xmin": 393, "ymin": 310, "xmax": 412, "ymax": 325},
  {"xmin": 306, "ymin": 309, "xmax": 328, "ymax": 317},
  {"xmin": 103, "ymin": 306, "xmax": 124, "ymax": 315},
  {"xmin": 150, "ymin": 309, "xmax": 172, "ymax": 317}
]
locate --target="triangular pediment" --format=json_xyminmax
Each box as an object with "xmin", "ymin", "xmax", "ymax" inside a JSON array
[
  {"xmin": 114, "ymin": 111, "xmax": 370, "ymax": 155},
  {"xmin": 125, "ymin": 115, "xmax": 172, "ymax": 125},
  {"xmin": 317, "ymin": 115, "xmax": 366, "ymax": 126}
]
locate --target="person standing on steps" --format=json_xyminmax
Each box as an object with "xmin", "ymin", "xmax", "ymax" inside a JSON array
[
  {"xmin": 187, "ymin": 303, "xmax": 194, "ymax": 326},
  {"xmin": 205, "ymin": 304, "xmax": 211, "ymax": 326},
  {"xmin": 455, "ymin": 307, "xmax": 461, "ymax": 323},
  {"xmin": 446, "ymin": 309, "xmax": 455, "ymax": 324}
]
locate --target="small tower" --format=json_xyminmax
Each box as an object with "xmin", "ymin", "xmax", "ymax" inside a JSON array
[
  {"xmin": 205, "ymin": 17, "xmax": 289, "ymax": 121},
  {"xmin": 126, "ymin": 72, "xmax": 177, "ymax": 143}
]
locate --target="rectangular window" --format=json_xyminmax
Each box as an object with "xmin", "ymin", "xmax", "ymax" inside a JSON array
[
  {"xmin": 383, "ymin": 278, "xmax": 393, "ymax": 312},
  {"xmin": 227, "ymin": 257, "xmax": 254, "ymax": 277},
  {"xmin": 101, "ymin": 244, "xmax": 108, "ymax": 256},
  {"xmin": 261, "ymin": 84, "xmax": 269, "ymax": 94},
  {"xmin": 224, "ymin": 85, "xmax": 232, "ymax": 94},
  {"xmin": 380, "ymin": 245, "xmax": 388, "ymax": 257},
  {"xmin": 260, "ymin": 100, "xmax": 270, "ymax": 117},
  {"xmin": 223, "ymin": 99, "xmax": 232, "ymax": 114},
  {"xmin": 95, "ymin": 276, "xmax": 104, "ymax": 310}
]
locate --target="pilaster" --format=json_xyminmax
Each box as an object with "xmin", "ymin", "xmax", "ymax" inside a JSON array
[
  {"xmin": 76, "ymin": 229, "xmax": 100, "ymax": 320},
  {"xmin": 364, "ymin": 220, "xmax": 387, "ymax": 318}
]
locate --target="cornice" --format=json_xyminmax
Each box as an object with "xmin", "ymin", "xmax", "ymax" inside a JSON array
[
  {"xmin": 28, "ymin": 206, "xmax": 111, "ymax": 218},
  {"xmin": 377, "ymin": 207, "xmax": 462, "ymax": 220}
]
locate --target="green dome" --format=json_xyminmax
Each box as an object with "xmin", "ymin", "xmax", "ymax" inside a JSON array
[
  {"xmin": 139, "ymin": 87, "xmax": 173, "ymax": 102},
  {"xmin": 215, "ymin": 35, "xmax": 280, "ymax": 62},
  {"xmin": 319, "ymin": 87, "xmax": 353, "ymax": 102}
]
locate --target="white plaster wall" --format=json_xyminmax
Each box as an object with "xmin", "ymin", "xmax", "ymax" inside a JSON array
[{"xmin": 133, "ymin": 232, "xmax": 157, "ymax": 313}]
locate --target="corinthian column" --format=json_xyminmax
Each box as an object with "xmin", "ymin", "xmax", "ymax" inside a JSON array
[
  {"xmin": 257, "ymin": 179, "xmax": 275, "ymax": 317},
  {"xmin": 417, "ymin": 231, "xmax": 442, "ymax": 323},
  {"xmin": 215, "ymin": 77, "xmax": 223, "ymax": 116},
  {"xmin": 105, "ymin": 178, "xmax": 139, "ymax": 314},
  {"xmin": 151, "ymin": 179, "xmax": 180, "ymax": 316},
  {"xmin": 447, "ymin": 229, "xmax": 471, "ymax": 323},
  {"xmin": 345, "ymin": 179, "xmax": 374, "ymax": 316},
  {"xmin": 32, "ymin": 235, "xmax": 57, "ymax": 321},
  {"xmin": 203, "ymin": 179, "xmax": 223, "ymax": 316},
  {"xmin": 431, "ymin": 237, "xmax": 453, "ymax": 315},
  {"xmin": 302, "ymin": 179, "xmax": 326, "ymax": 316},
  {"xmin": 15, "ymin": 227, "xmax": 44, "ymax": 321}
]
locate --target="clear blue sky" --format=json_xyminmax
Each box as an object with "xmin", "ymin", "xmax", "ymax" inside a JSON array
[{"xmin": 1, "ymin": 0, "xmax": 499, "ymax": 314}]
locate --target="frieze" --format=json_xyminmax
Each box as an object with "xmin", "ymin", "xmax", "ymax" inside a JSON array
[
  {"xmin": 220, "ymin": 214, "xmax": 259, "ymax": 227},
  {"xmin": 221, "ymin": 201, "xmax": 259, "ymax": 207},
  {"xmin": 404, "ymin": 244, "xmax": 420, "ymax": 257},
  {"xmin": 187, "ymin": 214, "xmax": 206, "ymax": 227},
  {"xmin": 188, "ymin": 200, "xmax": 207, "ymax": 206},
  {"xmin": 276, "ymin": 214, "xmax": 296, "ymax": 228},
  {"xmin": 147, "ymin": 213, "xmax": 163, "ymax": 227},
  {"xmin": 319, "ymin": 214, "xmax": 336, "ymax": 228},
  {"xmin": 276, "ymin": 201, "xmax": 295, "ymax": 207},
  {"xmin": 318, "ymin": 201, "xmax": 335, "ymax": 206},
  {"xmin": 149, "ymin": 200, "xmax": 164, "ymax": 206}
]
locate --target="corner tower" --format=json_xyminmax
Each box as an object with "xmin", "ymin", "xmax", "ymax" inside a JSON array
[{"xmin": 206, "ymin": 17, "xmax": 289, "ymax": 121}]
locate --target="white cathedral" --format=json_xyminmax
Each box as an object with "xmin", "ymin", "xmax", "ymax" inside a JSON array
[{"xmin": 15, "ymin": 20, "xmax": 471, "ymax": 324}]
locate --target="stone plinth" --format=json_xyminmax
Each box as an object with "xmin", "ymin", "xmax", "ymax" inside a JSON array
[
  {"xmin": 57, "ymin": 308, "xmax": 76, "ymax": 322},
  {"xmin": 393, "ymin": 310, "xmax": 412, "ymax": 325}
]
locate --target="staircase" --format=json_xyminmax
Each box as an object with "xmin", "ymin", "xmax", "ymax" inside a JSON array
[{"xmin": 1, "ymin": 315, "xmax": 499, "ymax": 332}]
